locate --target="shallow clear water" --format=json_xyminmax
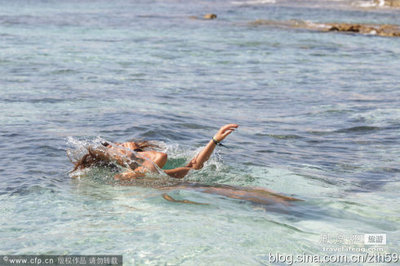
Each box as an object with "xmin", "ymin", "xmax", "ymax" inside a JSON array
[{"xmin": 1, "ymin": 0, "xmax": 400, "ymax": 264}]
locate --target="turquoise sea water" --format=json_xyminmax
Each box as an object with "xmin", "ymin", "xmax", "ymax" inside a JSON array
[{"xmin": 1, "ymin": 0, "xmax": 400, "ymax": 265}]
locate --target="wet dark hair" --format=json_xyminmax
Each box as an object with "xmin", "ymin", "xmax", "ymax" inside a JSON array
[
  {"xmin": 69, "ymin": 147, "xmax": 113, "ymax": 173},
  {"xmin": 69, "ymin": 140, "xmax": 160, "ymax": 173}
]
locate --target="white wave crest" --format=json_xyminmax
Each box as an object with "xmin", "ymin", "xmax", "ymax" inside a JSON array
[{"xmin": 232, "ymin": 0, "xmax": 276, "ymax": 6}]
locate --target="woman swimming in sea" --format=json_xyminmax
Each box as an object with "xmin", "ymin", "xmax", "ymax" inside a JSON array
[
  {"xmin": 71, "ymin": 124, "xmax": 239, "ymax": 179},
  {"xmin": 69, "ymin": 124, "xmax": 300, "ymax": 205}
]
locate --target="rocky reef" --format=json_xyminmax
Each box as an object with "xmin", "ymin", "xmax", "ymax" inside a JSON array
[
  {"xmin": 250, "ymin": 20, "xmax": 400, "ymax": 37},
  {"xmin": 374, "ymin": 0, "xmax": 400, "ymax": 7},
  {"xmin": 326, "ymin": 23, "xmax": 400, "ymax": 37}
]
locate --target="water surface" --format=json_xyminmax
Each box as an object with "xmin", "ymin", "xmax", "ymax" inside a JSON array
[{"xmin": 1, "ymin": 0, "xmax": 400, "ymax": 264}]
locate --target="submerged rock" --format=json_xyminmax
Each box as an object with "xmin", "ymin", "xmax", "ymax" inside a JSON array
[
  {"xmin": 189, "ymin": 14, "xmax": 217, "ymax": 20},
  {"xmin": 203, "ymin": 13, "xmax": 217, "ymax": 20},
  {"xmin": 250, "ymin": 19, "xmax": 400, "ymax": 37}
]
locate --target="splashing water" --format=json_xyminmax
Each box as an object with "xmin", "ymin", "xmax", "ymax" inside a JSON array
[
  {"xmin": 65, "ymin": 136, "xmax": 227, "ymax": 189},
  {"xmin": 66, "ymin": 136, "xmax": 167, "ymax": 180}
]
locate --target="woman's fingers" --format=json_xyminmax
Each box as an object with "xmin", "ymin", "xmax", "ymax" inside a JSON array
[
  {"xmin": 214, "ymin": 124, "xmax": 238, "ymax": 141},
  {"xmin": 221, "ymin": 129, "xmax": 234, "ymax": 138},
  {"xmin": 220, "ymin": 124, "xmax": 239, "ymax": 133}
]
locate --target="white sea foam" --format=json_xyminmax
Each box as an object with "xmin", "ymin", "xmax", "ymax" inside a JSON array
[
  {"xmin": 356, "ymin": 0, "xmax": 385, "ymax": 8},
  {"xmin": 305, "ymin": 21, "xmax": 331, "ymax": 30},
  {"xmin": 231, "ymin": 0, "xmax": 276, "ymax": 6},
  {"xmin": 377, "ymin": 0, "xmax": 385, "ymax": 6}
]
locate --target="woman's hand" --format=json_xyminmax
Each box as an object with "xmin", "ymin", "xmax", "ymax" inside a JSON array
[
  {"xmin": 213, "ymin": 124, "xmax": 239, "ymax": 142},
  {"xmin": 114, "ymin": 167, "xmax": 146, "ymax": 180}
]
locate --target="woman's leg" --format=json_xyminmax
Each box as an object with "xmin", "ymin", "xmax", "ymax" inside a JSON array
[{"xmin": 160, "ymin": 183, "xmax": 301, "ymax": 205}]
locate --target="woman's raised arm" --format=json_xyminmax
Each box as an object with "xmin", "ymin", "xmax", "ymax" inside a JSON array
[{"xmin": 164, "ymin": 124, "xmax": 239, "ymax": 178}]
